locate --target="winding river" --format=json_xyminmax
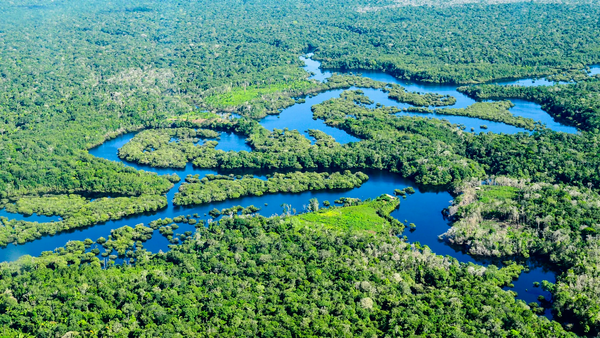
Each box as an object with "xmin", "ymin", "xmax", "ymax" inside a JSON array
[{"xmin": 2, "ymin": 55, "xmax": 589, "ymax": 318}]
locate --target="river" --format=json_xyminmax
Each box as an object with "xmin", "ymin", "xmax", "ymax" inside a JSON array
[{"xmin": 2, "ymin": 55, "xmax": 586, "ymax": 318}]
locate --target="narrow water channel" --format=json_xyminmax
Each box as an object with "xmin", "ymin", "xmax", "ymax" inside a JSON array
[{"xmin": 306, "ymin": 55, "xmax": 580, "ymax": 134}]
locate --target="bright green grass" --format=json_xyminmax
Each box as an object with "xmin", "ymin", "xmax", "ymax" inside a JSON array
[
  {"xmin": 479, "ymin": 185, "xmax": 518, "ymax": 203},
  {"xmin": 205, "ymin": 80, "xmax": 316, "ymax": 107},
  {"xmin": 292, "ymin": 198, "xmax": 399, "ymax": 233}
]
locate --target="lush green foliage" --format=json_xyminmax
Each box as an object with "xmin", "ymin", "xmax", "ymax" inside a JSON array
[
  {"xmin": 100, "ymin": 224, "xmax": 154, "ymax": 257},
  {"xmin": 0, "ymin": 151, "xmax": 173, "ymax": 200},
  {"xmin": 117, "ymin": 100, "xmax": 484, "ymax": 186},
  {"xmin": 1, "ymin": 0, "xmax": 600, "ymax": 335},
  {"xmin": 0, "ymin": 202, "xmax": 573, "ymax": 337},
  {"xmin": 324, "ymin": 76, "xmax": 457, "ymax": 107},
  {"xmin": 437, "ymin": 101, "xmax": 542, "ymax": 131},
  {"xmin": 320, "ymin": 2, "xmax": 600, "ymax": 84},
  {"xmin": 201, "ymin": 72, "xmax": 459, "ymax": 119},
  {"xmin": 2, "ymin": 0, "xmax": 599, "ymax": 200},
  {"xmin": 118, "ymin": 128, "xmax": 222, "ymax": 168},
  {"xmin": 459, "ymin": 78, "xmax": 600, "ymax": 132},
  {"xmin": 173, "ymin": 171, "xmax": 369, "ymax": 206},
  {"xmin": 205, "ymin": 81, "xmax": 317, "ymax": 107},
  {"xmin": 0, "ymin": 194, "xmax": 166, "ymax": 246},
  {"xmin": 464, "ymin": 131, "xmax": 600, "ymax": 188},
  {"xmin": 444, "ymin": 178, "xmax": 600, "ymax": 261},
  {"xmin": 443, "ymin": 177, "xmax": 600, "ymax": 333},
  {"xmin": 294, "ymin": 195, "xmax": 402, "ymax": 234}
]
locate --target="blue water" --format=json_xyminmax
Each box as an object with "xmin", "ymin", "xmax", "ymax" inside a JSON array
[
  {"xmin": 590, "ymin": 65, "xmax": 600, "ymax": 76},
  {"xmin": 503, "ymin": 262, "xmax": 556, "ymax": 318},
  {"xmin": 301, "ymin": 54, "xmax": 332, "ymax": 82},
  {"xmin": 214, "ymin": 132, "xmax": 252, "ymax": 152},
  {"xmin": 261, "ymin": 89, "xmax": 361, "ymax": 144},
  {"xmin": 494, "ymin": 78, "xmax": 569, "ymax": 87},
  {"xmin": 0, "ymin": 55, "xmax": 573, "ymax": 318},
  {"xmin": 360, "ymin": 87, "xmax": 527, "ymax": 134},
  {"xmin": 310, "ymin": 64, "xmax": 579, "ymax": 134}
]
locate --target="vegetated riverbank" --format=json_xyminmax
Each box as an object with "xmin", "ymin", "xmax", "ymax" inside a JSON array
[
  {"xmin": 2, "ymin": 2, "xmax": 600, "ymax": 336},
  {"xmin": 308, "ymin": 58, "xmax": 581, "ymax": 135},
  {"xmin": 173, "ymin": 171, "xmax": 369, "ymax": 206},
  {"xmin": 0, "ymin": 55, "xmax": 593, "ymax": 332},
  {"xmin": 0, "ymin": 195, "xmax": 574, "ymax": 337},
  {"xmin": 205, "ymin": 55, "xmax": 584, "ymax": 135},
  {"xmin": 441, "ymin": 177, "xmax": 600, "ymax": 334},
  {"xmin": 435, "ymin": 101, "xmax": 543, "ymax": 131},
  {"xmin": 98, "ymin": 58, "xmax": 586, "ymax": 194},
  {"xmin": 458, "ymin": 79, "xmax": 600, "ymax": 132},
  {"xmin": 0, "ymin": 133, "xmax": 560, "ymax": 322}
]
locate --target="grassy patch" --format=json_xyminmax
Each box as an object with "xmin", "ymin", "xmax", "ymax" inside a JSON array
[
  {"xmin": 293, "ymin": 197, "xmax": 400, "ymax": 233},
  {"xmin": 205, "ymin": 81, "xmax": 316, "ymax": 107},
  {"xmin": 478, "ymin": 185, "xmax": 518, "ymax": 203}
]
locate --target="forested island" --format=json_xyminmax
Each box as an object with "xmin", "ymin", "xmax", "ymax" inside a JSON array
[{"xmin": 1, "ymin": 0, "xmax": 600, "ymax": 336}]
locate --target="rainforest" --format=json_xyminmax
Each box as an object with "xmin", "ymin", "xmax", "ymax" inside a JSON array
[{"xmin": 1, "ymin": 0, "xmax": 600, "ymax": 336}]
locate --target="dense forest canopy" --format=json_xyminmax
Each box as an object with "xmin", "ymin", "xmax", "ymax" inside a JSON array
[
  {"xmin": 1, "ymin": 0, "xmax": 600, "ymax": 199},
  {"xmin": 1, "ymin": 0, "xmax": 600, "ymax": 336},
  {"xmin": 0, "ymin": 199, "xmax": 576, "ymax": 337}
]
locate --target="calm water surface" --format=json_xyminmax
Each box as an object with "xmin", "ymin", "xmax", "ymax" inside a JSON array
[
  {"xmin": 308, "ymin": 63, "xmax": 580, "ymax": 134},
  {"xmin": 0, "ymin": 209, "xmax": 59, "ymax": 222}
]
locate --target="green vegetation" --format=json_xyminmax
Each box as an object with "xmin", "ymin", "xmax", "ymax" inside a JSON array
[
  {"xmin": 173, "ymin": 171, "xmax": 369, "ymax": 206},
  {"xmin": 179, "ymin": 90, "xmax": 482, "ymax": 186},
  {"xmin": 205, "ymin": 81, "xmax": 317, "ymax": 107},
  {"xmin": 1, "ymin": 0, "xmax": 599, "ymax": 201},
  {"xmin": 111, "ymin": 99, "xmax": 482, "ymax": 186},
  {"xmin": 118, "ymin": 128, "xmax": 222, "ymax": 168},
  {"xmin": 324, "ymin": 76, "xmax": 457, "ymax": 107},
  {"xmin": 295, "ymin": 195, "xmax": 401, "ymax": 233},
  {"xmin": 394, "ymin": 187, "xmax": 416, "ymax": 197},
  {"xmin": 459, "ymin": 78, "xmax": 600, "ymax": 132},
  {"xmin": 437, "ymin": 101, "xmax": 543, "ymax": 131},
  {"xmin": 444, "ymin": 177, "xmax": 600, "ymax": 260},
  {"xmin": 387, "ymin": 86, "xmax": 456, "ymax": 107},
  {"xmin": 203, "ymin": 73, "xmax": 459, "ymax": 119},
  {"xmin": 320, "ymin": 2, "xmax": 600, "ymax": 84},
  {"xmin": 0, "ymin": 201, "xmax": 573, "ymax": 337},
  {"xmin": 100, "ymin": 224, "xmax": 154, "ymax": 256},
  {"xmin": 0, "ymin": 194, "xmax": 166, "ymax": 246},
  {"xmin": 126, "ymin": 88, "xmax": 600, "ymax": 192},
  {"xmin": 0, "ymin": 0, "xmax": 599, "ymax": 335},
  {"xmin": 443, "ymin": 177, "xmax": 600, "ymax": 334},
  {"xmin": 168, "ymin": 111, "xmax": 221, "ymax": 123},
  {"xmin": 464, "ymin": 130, "xmax": 600, "ymax": 188}
]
